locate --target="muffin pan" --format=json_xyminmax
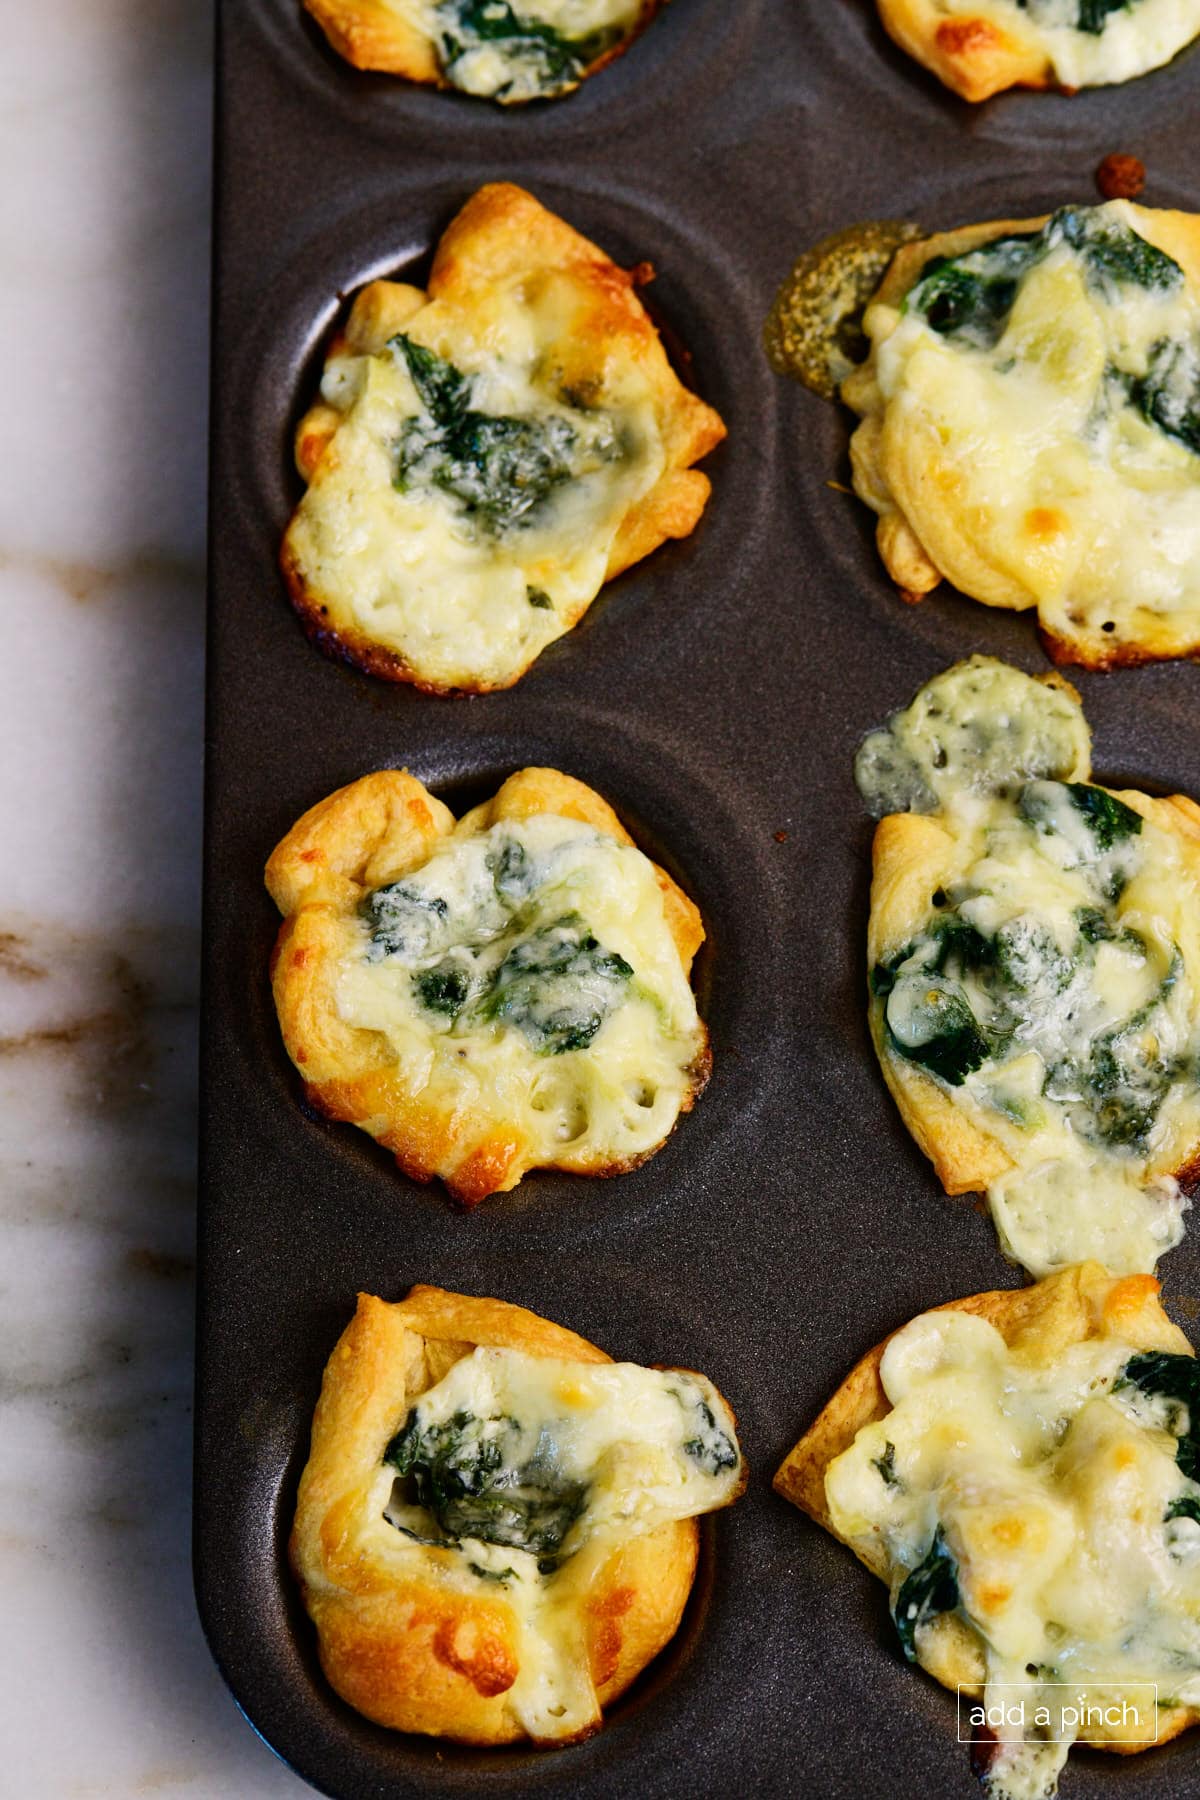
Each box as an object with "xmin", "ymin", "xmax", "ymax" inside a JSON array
[{"xmin": 198, "ymin": 2, "xmax": 1200, "ymax": 1794}]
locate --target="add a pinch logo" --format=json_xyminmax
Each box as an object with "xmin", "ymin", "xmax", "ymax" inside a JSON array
[{"xmin": 957, "ymin": 1684, "xmax": 1159, "ymax": 1746}]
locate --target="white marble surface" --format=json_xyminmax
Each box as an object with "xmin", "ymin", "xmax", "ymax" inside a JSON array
[{"xmin": 1, "ymin": 6, "xmax": 305, "ymax": 1792}]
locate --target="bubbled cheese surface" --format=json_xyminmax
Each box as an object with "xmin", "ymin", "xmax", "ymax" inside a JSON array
[
  {"xmin": 860, "ymin": 659, "xmax": 1200, "ymax": 1277},
  {"xmin": 287, "ymin": 280, "xmax": 664, "ymax": 691},
  {"xmin": 826, "ymin": 1306, "xmax": 1200, "ymax": 1799},
  {"xmin": 852, "ymin": 203, "xmax": 1200, "ymax": 662},
  {"xmin": 374, "ymin": 1346, "xmax": 742, "ymax": 1739},
  {"xmin": 338, "ymin": 813, "xmax": 706, "ymax": 1169}
]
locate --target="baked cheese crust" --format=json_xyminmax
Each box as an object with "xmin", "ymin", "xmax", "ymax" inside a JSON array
[
  {"xmin": 282, "ymin": 184, "xmax": 725, "ymax": 692},
  {"xmin": 265, "ymin": 766, "xmax": 710, "ymax": 1205},
  {"xmin": 292, "ymin": 1284, "xmax": 745, "ymax": 1744},
  {"xmin": 775, "ymin": 1263, "xmax": 1200, "ymax": 1797},
  {"xmin": 844, "ymin": 201, "xmax": 1200, "ymax": 669},
  {"xmin": 301, "ymin": 0, "xmax": 665, "ymax": 100},
  {"xmin": 878, "ymin": 0, "xmax": 1200, "ymax": 101},
  {"xmin": 857, "ymin": 658, "xmax": 1200, "ymax": 1277}
]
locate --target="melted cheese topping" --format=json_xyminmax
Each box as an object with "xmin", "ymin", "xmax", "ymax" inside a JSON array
[
  {"xmin": 860, "ymin": 659, "xmax": 1200, "ymax": 1276},
  {"xmin": 375, "ymin": 1347, "xmax": 742, "ymax": 1738},
  {"xmin": 394, "ymin": 1, "xmax": 646, "ymax": 100},
  {"xmin": 932, "ymin": 0, "xmax": 1200, "ymax": 87},
  {"xmin": 826, "ymin": 1307, "xmax": 1200, "ymax": 1800},
  {"xmin": 287, "ymin": 281, "xmax": 664, "ymax": 690},
  {"xmin": 856, "ymin": 657, "xmax": 1091, "ymax": 820},
  {"xmin": 851, "ymin": 204, "xmax": 1200, "ymax": 660},
  {"xmin": 337, "ymin": 813, "xmax": 706, "ymax": 1167}
]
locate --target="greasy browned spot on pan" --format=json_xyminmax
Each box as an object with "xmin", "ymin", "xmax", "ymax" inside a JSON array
[{"xmin": 764, "ymin": 221, "xmax": 923, "ymax": 400}]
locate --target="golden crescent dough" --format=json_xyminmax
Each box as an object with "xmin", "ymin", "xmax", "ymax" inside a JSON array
[
  {"xmin": 266, "ymin": 767, "xmax": 710, "ymax": 1205},
  {"xmin": 876, "ymin": 0, "xmax": 1200, "ymax": 101},
  {"xmin": 844, "ymin": 204, "xmax": 1200, "ymax": 669},
  {"xmin": 302, "ymin": 0, "xmax": 666, "ymax": 94},
  {"xmin": 292, "ymin": 1284, "xmax": 744, "ymax": 1743},
  {"xmin": 774, "ymin": 1262, "xmax": 1200, "ymax": 1754},
  {"xmin": 282, "ymin": 183, "xmax": 725, "ymax": 693},
  {"xmin": 877, "ymin": 0, "xmax": 1055, "ymax": 100}
]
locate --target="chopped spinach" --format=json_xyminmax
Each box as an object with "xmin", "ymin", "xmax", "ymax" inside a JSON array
[
  {"xmin": 1016, "ymin": 0, "xmax": 1130, "ymax": 30},
  {"xmin": 884, "ymin": 975, "xmax": 989, "ymax": 1085},
  {"xmin": 1081, "ymin": 1055, "xmax": 1171, "ymax": 1148},
  {"xmin": 1075, "ymin": 905, "xmax": 1144, "ymax": 947},
  {"xmin": 489, "ymin": 836, "xmax": 536, "ymax": 901},
  {"xmin": 1119, "ymin": 1352, "xmax": 1200, "ymax": 1481},
  {"xmin": 468, "ymin": 1561, "xmax": 518, "ymax": 1582},
  {"xmin": 395, "ymin": 333, "xmax": 470, "ymax": 418},
  {"xmin": 1166, "ymin": 1494, "xmax": 1200, "ymax": 1526},
  {"xmin": 876, "ymin": 839, "xmax": 1187, "ymax": 1148},
  {"xmin": 1018, "ymin": 780, "xmax": 1142, "ymax": 851},
  {"xmin": 404, "ymin": 407, "xmax": 581, "ymax": 530},
  {"xmin": 364, "ymin": 881, "xmax": 450, "ymax": 961},
  {"xmin": 387, "ymin": 1518, "xmax": 451, "ymax": 1548},
  {"xmin": 363, "ymin": 834, "xmax": 637, "ymax": 1051},
  {"xmin": 1054, "ymin": 205, "xmax": 1182, "ymax": 295},
  {"xmin": 1132, "ymin": 337, "xmax": 1200, "ymax": 460},
  {"xmin": 679, "ymin": 1395, "xmax": 740, "ymax": 1477},
  {"xmin": 929, "ymin": 915, "xmax": 994, "ymax": 972},
  {"xmin": 1072, "ymin": 0, "xmax": 1131, "ymax": 31},
  {"xmin": 527, "ymin": 586, "xmax": 554, "ymax": 610},
  {"xmin": 385, "ymin": 1406, "xmax": 498, "ymax": 1488},
  {"xmin": 414, "ymin": 960, "xmax": 475, "ymax": 1017},
  {"xmin": 1084, "ymin": 1050, "xmax": 1177, "ymax": 1145},
  {"xmin": 1064, "ymin": 783, "xmax": 1143, "ymax": 850},
  {"xmin": 876, "ymin": 915, "xmax": 1008, "ymax": 1082},
  {"xmin": 385, "ymin": 1407, "xmax": 588, "ymax": 1557},
  {"xmin": 893, "ymin": 1529, "xmax": 959, "ymax": 1661},
  {"xmin": 992, "ymin": 918, "xmax": 1073, "ymax": 1012},
  {"xmin": 481, "ymin": 913, "xmax": 633, "ymax": 1054},
  {"xmin": 872, "ymin": 1441, "xmax": 903, "ymax": 1490},
  {"xmin": 435, "ymin": 1, "xmax": 622, "ymax": 97},
  {"xmin": 1071, "ymin": 952, "xmax": 1185, "ymax": 1148},
  {"xmin": 906, "ymin": 206, "xmax": 1183, "ymax": 354},
  {"xmin": 907, "ymin": 235, "xmax": 1037, "ymax": 349},
  {"xmin": 873, "ymin": 915, "xmax": 992, "ymax": 1001},
  {"xmin": 390, "ymin": 332, "xmax": 620, "ymax": 534}
]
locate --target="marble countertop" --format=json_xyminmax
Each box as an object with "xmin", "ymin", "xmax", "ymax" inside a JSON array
[{"xmin": 3, "ymin": 4, "xmax": 303, "ymax": 1792}]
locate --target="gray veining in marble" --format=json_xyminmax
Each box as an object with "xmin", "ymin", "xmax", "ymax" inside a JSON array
[{"xmin": 1, "ymin": 4, "xmax": 305, "ymax": 1791}]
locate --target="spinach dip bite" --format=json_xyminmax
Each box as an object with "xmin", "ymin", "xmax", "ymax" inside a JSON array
[
  {"xmin": 843, "ymin": 202, "xmax": 1200, "ymax": 668},
  {"xmin": 878, "ymin": 0, "xmax": 1200, "ymax": 100},
  {"xmin": 857, "ymin": 657, "xmax": 1200, "ymax": 1277},
  {"xmin": 266, "ymin": 767, "xmax": 710, "ymax": 1205},
  {"xmin": 300, "ymin": 0, "xmax": 665, "ymax": 100},
  {"xmin": 291, "ymin": 1284, "xmax": 746, "ymax": 1743},
  {"xmin": 282, "ymin": 184, "xmax": 724, "ymax": 692},
  {"xmin": 776, "ymin": 1263, "xmax": 1200, "ymax": 1800}
]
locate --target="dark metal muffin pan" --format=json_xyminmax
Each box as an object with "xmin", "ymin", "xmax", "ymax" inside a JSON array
[{"xmin": 198, "ymin": 3, "xmax": 1200, "ymax": 1793}]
